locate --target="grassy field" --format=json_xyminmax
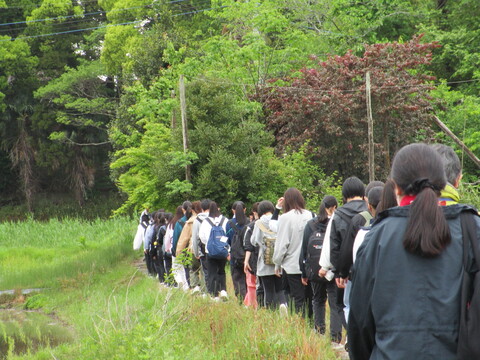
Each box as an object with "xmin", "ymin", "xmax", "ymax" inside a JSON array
[{"xmin": 0, "ymin": 218, "xmax": 341, "ymax": 360}]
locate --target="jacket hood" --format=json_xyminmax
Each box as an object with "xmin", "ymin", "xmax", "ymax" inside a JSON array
[
  {"xmin": 259, "ymin": 214, "xmax": 273, "ymax": 227},
  {"xmin": 336, "ymin": 200, "xmax": 368, "ymax": 218}
]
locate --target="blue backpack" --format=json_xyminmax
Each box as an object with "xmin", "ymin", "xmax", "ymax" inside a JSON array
[{"xmin": 206, "ymin": 217, "xmax": 229, "ymax": 259}]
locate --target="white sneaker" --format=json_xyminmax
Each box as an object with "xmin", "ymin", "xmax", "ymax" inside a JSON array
[
  {"xmin": 219, "ymin": 290, "xmax": 228, "ymax": 300},
  {"xmin": 192, "ymin": 286, "xmax": 201, "ymax": 294},
  {"xmin": 279, "ymin": 303, "xmax": 288, "ymax": 317}
]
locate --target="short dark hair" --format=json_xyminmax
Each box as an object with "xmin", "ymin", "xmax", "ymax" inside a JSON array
[
  {"xmin": 257, "ymin": 200, "xmax": 275, "ymax": 217},
  {"xmin": 365, "ymin": 181, "xmax": 384, "ymax": 198},
  {"xmin": 342, "ymin": 176, "xmax": 365, "ymax": 200},
  {"xmin": 367, "ymin": 186, "xmax": 383, "ymax": 209},
  {"xmin": 200, "ymin": 199, "xmax": 211, "ymax": 211}
]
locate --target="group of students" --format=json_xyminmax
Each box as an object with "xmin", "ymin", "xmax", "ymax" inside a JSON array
[{"xmin": 134, "ymin": 142, "xmax": 480, "ymax": 359}]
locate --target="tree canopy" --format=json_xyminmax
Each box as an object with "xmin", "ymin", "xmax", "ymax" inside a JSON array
[{"xmin": 0, "ymin": 0, "xmax": 478, "ymax": 213}]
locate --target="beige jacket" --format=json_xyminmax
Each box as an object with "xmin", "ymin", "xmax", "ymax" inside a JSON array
[{"xmin": 175, "ymin": 214, "xmax": 196, "ymax": 256}]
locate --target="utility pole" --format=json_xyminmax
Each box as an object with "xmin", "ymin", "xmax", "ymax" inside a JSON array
[
  {"xmin": 171, "ymin": 89, "xmax": 177, "ymax": 129},
  {"xmin": 366, "ymin": 71, "xmax": 375, "ymax": 182},
  {"xmin": 179, "ymin": 75, "xmax": 191, "ymax": 181}
]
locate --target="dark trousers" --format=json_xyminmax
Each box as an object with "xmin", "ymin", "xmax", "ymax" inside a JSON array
[
  {"xmin": 164, "ymin": 254, "xmax": 173, "ymax": 283},
  {"xmin": 285, "ymin": 272, "xmax": 306, "ymax": 315},
  {"xmin": 206, "ymin": 255, "xmax": 227, "ymax": 297},
  {"xmin": 153, "ymin": 252, "xmax": 166, "ymax": 283},
  {"xmin": 145, "ymin": 252, "xmax": 156, "ymax": 276},
  {"xmin": 311, "ymin": 279, "xmax": 343, "ymax": 342},
  {"xmin": 230, "ymin": 261, "xmax": 247, "ymax": 300},
  {"xmin": 260, "ymin": 275, "xmax": 286, "ymax": 309},
  {"xmin": 336, "ymin": 287, "xmax": 347, "ymax": 329}
]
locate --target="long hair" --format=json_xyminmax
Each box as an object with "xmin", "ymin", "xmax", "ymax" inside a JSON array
[
  {"xmin": 283, "ymin": 187, "xmax": 305, "ymax": 213},
  {"xmin": 233, "ymin": 201, "xmax": 248, "ymax": 226},
  {"xmin": 376, "ymin": 179, "xmax": 398, "ymax": 214},
  {"xmin": 391, "ymin": 143, "xmax": 450, "ymax": 257},
  {"xmin": 209, "ymin": 201, "xmax": 221, "ymax": 218},
  {"xmin": 317, "ymin": 195, "xmax": 338, "ymax": 223},
  {"xmin": 170, "ymin": 206, "xmax": 184, "ymax": 229},
  {"xmin": 182, "ymin": 200, "xmax": 192, "ymax": 220}
]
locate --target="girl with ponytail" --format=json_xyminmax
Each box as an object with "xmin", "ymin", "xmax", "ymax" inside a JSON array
[{"xmin": 349, "ymin": 143, "xmax": 480, "ymax": 359}]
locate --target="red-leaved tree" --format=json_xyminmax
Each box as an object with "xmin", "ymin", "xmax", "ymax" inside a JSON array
[{"xmin": 259, "ymin": 35, "xmax": 441, "ymax": 180}]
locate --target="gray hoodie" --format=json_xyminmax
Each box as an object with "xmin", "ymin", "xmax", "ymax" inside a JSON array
[
  {"xmin": 273, "ymin": 209, "xmax": 314, "ymax": 274},
  {"xmin": 251, "ymin": 214, "xmax": 276, "ymax": 277}
]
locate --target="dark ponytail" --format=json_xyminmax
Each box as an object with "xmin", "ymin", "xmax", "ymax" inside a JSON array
[
  {"xmin": 317, "ymin": 195, "xmax": 338, "ymax": 223},
  {"xmin": 391, "ymin": 143, "xmax": 450, "ymax": 257},
  {"xmin": 233, "ymin": 201, "xmax": 247, "ymax": 226}
]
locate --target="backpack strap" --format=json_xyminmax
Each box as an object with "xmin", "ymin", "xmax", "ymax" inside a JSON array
[
  {"xmin": 359, "ymin": 210, "xmax": 373, "ymax": 227},
  {"xmin": 205, "ymin": 217, "xmax": 214, "ymax": 227},
  {"xmin": 228, "ymin": 219, "xmax": 239, "ymax": 233},
  {"xmin": 219, "ymin": 216, "xmax": 226, "ymax": 227},
  {"xmin": 256, "ymin": 220, "xmax": 275, "ymax": 235},
  {"xmin": 308, "ymin": 219, "xmax": 320, "ymax": 233},
  {"xmin": 461, "ymin": 211, "xmax": 479, "ymax": 270},
  {"xmin": 196, "ymin": 216, "xmax": 204, "ymax": 224}
]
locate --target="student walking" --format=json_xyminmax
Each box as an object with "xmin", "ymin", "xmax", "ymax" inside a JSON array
[
  {"xmin": 273, "ymin": 188, "xmax": 314, "ymax": 315},
  {"xmin": 227, "ymin": 201, "xmax": 249, "ymax": 301},
  {"xmin": 300, "ymin": 196, "xmax": 342, "ymax": 342},
  {"xmin": 251, "ymin": 200, "xmax": 287, "ymax": 310},
  {"xmin": 349, "ymin": 143, "xmax": 480, "ymax": 359},
  {"xmin": 199, "ymin": 202, "xmax": 229, "ymax": 299}
]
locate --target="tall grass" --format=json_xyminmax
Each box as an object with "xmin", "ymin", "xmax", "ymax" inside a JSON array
[
  {"xmin": 9, "ymin": 264, "xmax": 340, "ymax": 360},
  {"xmin": 0, "ymin": 217, "xmax": 136, "ymax": 290}
]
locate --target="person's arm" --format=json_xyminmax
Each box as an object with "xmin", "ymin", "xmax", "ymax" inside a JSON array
[
  {"xmin": 175, "ymin": 223, "xmax": 191, "ymax": 257},
  {"xmin": 191, "ymin": 220, "xmax": 201, "ymax": 258},
  {"xmin": 243, "ymin": 225, "xmax": 255, "ymax": 273}
]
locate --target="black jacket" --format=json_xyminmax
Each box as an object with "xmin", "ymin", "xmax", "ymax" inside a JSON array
[
  {"xmin": 330, "ymin": 200, "xmax": 368, "ymax": 275},
  {"xmin": 349, "ymin": 204, "xmax": 480, "ymax": 360}
]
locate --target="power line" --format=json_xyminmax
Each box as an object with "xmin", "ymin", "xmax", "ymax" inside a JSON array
[
  {"xmin": 0, "ymin": 20, "xmax": 143, "ymax": 42},
  {"xmin": 0, "ymin": 5, "xmax": 150, "ymax": 27},
  {"xmin": 0, "ymin": 1, "xmax": 217, "ymax": 42},
  {"xmin": 191, "ymin": 77, "xmax": 480, "ymax": 94}
]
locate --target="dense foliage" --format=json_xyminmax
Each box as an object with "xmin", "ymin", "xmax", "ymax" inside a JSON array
[{"xmin": 0, "ymin": 0, "xmax": 478, "ymax": 213}]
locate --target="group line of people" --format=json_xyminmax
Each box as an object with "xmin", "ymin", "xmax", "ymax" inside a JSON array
[{"xmin": 133, "ymin": 143, "xmax": 480, "ymax": 360}]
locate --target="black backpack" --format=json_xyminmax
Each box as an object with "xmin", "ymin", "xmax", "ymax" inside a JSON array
[
  {"xmin": 304, "ymin": 219, "xmax": 328, "ymax": 281},
  {"xmin": 151, "ymin": 225, "xmax": 165, "ymax": 258},
  {"xmin": 458, "ymin": 210, "xmax": 480, "ymax": 358},
  {"xmin": 229, "ymin": 220, "xmax": 248, "ymax": 266}
]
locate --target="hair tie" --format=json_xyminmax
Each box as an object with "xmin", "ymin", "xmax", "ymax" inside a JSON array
[{"xmin": 405, "ymin": 178, "xmax": 438, "ymax": 194}]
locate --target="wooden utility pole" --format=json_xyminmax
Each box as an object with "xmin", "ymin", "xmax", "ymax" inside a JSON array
[
  {"xmin": 171, "ymin": 89, "xmax": 177, "ymax": 129},
  {"xmin": 433, "ymin": 116, "xmax": 480, "ymax": 169},
  {"xmin": 179, "ymin": 75, "xmax": 191, "ymax": 181},
  {"xmin": 366, "ymin": 71, "xmax": 375, "ymax": 182}
]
